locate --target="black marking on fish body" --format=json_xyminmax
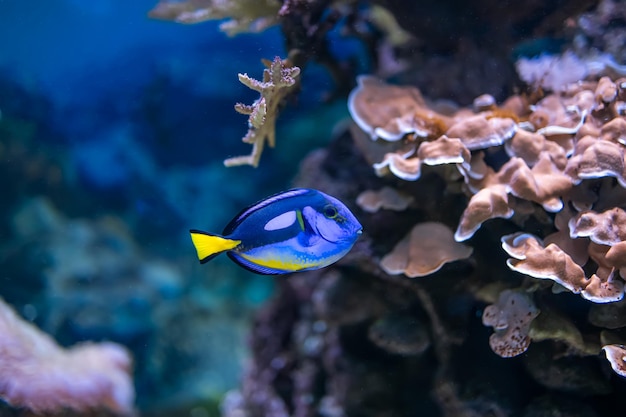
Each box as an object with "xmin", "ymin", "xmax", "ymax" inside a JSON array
[{"xmin": 199, "ymin": 253, "xmax": 220, "ymax": 264}]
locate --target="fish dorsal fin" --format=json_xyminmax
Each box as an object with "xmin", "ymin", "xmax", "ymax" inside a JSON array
[{"xmin": 223, "ymin": 188, "xmax": 312, "ymax": 235}]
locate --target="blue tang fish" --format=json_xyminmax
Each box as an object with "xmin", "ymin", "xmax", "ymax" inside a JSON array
[{"xmin": 189, "ymin": 188, "xmax": 362, "ymax": 275}]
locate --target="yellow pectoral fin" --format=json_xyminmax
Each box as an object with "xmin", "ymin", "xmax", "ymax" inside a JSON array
[{"xmin": 189, "ymin": 230, "xmax": 241, "ymax": 263}]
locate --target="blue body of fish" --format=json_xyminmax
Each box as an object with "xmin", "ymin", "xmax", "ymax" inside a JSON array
[{"xmin": 190, "ymin": 188, "xmax": 362, "ymax": 275}]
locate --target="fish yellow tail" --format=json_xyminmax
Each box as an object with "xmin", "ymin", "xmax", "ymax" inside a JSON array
[{"xmin": 189, "ymin": 229, "xmax": 241, "ymax": 264}]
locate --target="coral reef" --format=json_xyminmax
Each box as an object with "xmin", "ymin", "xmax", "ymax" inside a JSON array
[
  {"xmin": 482, "ymin": 289, "xmax": 540, "ymax": 358},
  {"xmin": 151, "ymin": 0, "xmax": 599, "ymax": 102},
  {"xmin": 346, "ymin": 69, "xmax": 626, "ymax": 352},
  {"xmin": 0, "ymin": 297, "xmax": 134, "ymax": 414},
  {"xmin": 575, "ymin": 0, "xmax": 626, "ymax": 65},
  {"xmin": 380, "ymin": 222, "xmax": 473, "ymax": 278},
  {"xmin": 516, "ymin": 51, "xmax": 626, "ymax": 93},
  {"xmin": 356, "ymin": 186, "xmax": 413, "ymax": 213},
  {"xmin": 225, "ymin": 3, "xmax": 626, "ymax": 412},
  {"xmin": 225, "ymin": 117, "xmax": 626, "ymax": 415},
  {"xmin": 224, "ymin": 56, "xmax": 301, "ymax": 168},
  {"xmin": 7, "ymin": 0, "xmax": 626, "ymax": 415},
  {"xmin": 515, "ymin": 0, "xmax": 626, "ymax": 95},
  {"xmin": 370, "ymin": 0, "xmax": 601, "ymax": 102},
  {"xmin": 602, "ymin": 344, "xmax": 626, "ymax": 377},
  {"xmin": 149, "ymin": 0, "xmax": 281, "ymax": 36}
]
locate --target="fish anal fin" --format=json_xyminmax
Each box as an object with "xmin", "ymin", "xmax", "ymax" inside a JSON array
[
  {"xmin": 227, "ymin": 252, "xmax": 288, "ymax": 275},
  {"xmin": 189, "ymin": 229, "xmax": 241, "ymax": 263}
]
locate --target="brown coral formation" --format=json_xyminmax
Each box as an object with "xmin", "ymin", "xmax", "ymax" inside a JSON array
[
  {"xmin": 0, "ymin": 297, "xmax": 134, "ymax": 413},
  {"xmin": 602, "ymin": 344, "xmax": 626, "ymax": 377},
  {"xmin": 501, "ymin": 232, "xmax": 624, "ymax": 303},
  {"xmin": 356, "ymin": 186, "xmax": 413, "ymax": 213},
  {"xmin": 344, "ymin": 65, "xmax": 626, "ymax": 384},
  {"xmin": 149, "ymin": 0, "xmax": 280, "ymax": 35},
  {"xmin": 348, "ymin": 75, "xmax": 451, "ymax": 141},
  {"xmin": 569, "ymin": 207, "xmax": 626, "ymax": 244},
  {"xmin": 482, "ymin": 289, "xmax": 540, "ymax": 357},
  {"xmin": 380, "ymin": 222, "xmax": 473, "ymax": 278}
]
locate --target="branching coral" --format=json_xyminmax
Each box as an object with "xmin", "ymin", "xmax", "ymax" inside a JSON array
[
  {"xmin": 0, "ymin": 297, "xmax": 134, "ymax": 413},
  {"xmin": 149, "ymin": 0, "xmax": 281, "ymax": 36},
  {"xmin": 224, "ymin": 56, "xmax": 301, "ymax": 168}
]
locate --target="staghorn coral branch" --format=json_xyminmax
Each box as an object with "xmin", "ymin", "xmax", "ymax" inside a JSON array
[
  {"xmin": 234, "ymin": 102, "xmax": 255, "ymax": 115},
  {"xmin": 225, "ymin": 56, "xmax": 301, "ymax": 168},
  {"xmin": 0, "ymin": 297, "xmax": 135, "ymax": 414}
]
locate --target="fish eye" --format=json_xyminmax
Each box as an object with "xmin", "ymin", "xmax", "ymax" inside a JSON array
[{"xmin": 323, "ymin": 205, "xmax": 338, "ymax": 219}]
